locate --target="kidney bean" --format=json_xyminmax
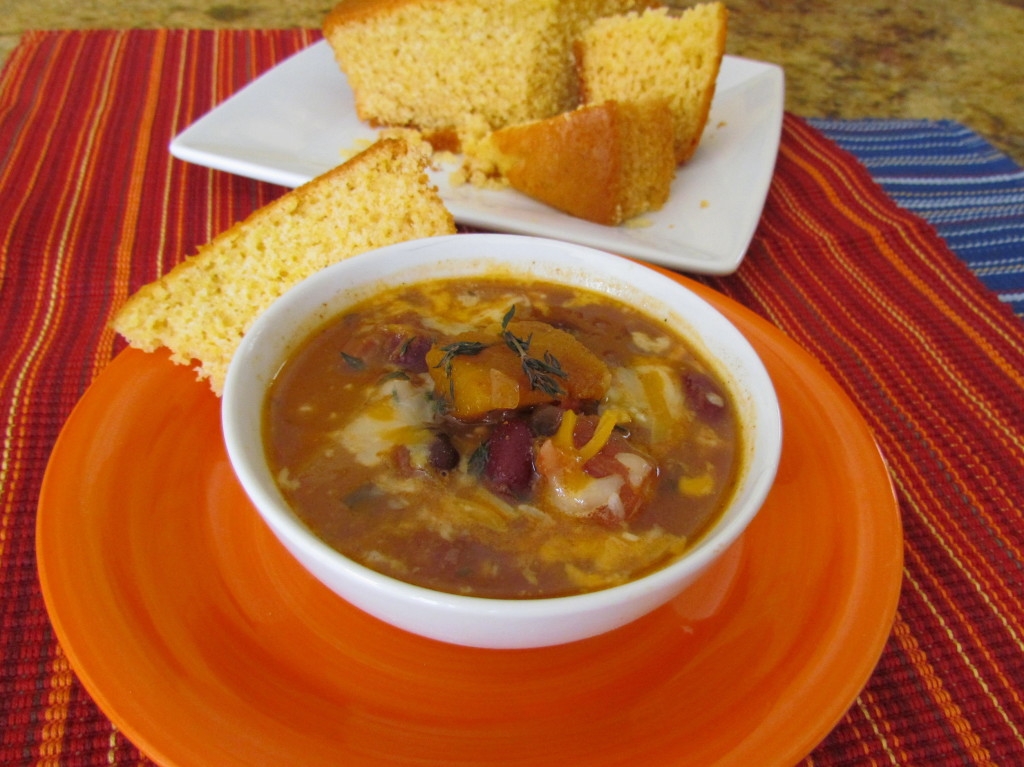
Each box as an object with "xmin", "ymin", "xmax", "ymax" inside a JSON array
[
  {"xmin": 484, "ymin": 418, "xmax": 534, "ymax": 496},
  {"xmin": 428, "ymin": 432, "xmax": 460, "ymax": 472},
  {"xmin": 390, "ymin": 334, "xmax": 432, "ymax": 373}
]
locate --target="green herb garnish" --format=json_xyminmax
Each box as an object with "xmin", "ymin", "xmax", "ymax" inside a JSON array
[
  {"xmin": 340, "ymin": 352, "xmax": 365, "ymax": 370},
  {"xmin": 467, "ymin": 442, "xmax": 490, "ymax": 476},
  {"xmin": 396, "ymin": 336, "xmax": 415, "ymax": 357},
  {"xmin": 500, "ymin": 306, "xmax": 567, "ymax": 397},
  {"xmin": 433, "ymin": 339, "xmax": 490, "ymax": 401}
]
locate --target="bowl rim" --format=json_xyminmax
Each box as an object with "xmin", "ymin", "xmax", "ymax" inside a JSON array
[{"xmin": 222, "ymin": 233, "xmax": 782, "ymax": 615}]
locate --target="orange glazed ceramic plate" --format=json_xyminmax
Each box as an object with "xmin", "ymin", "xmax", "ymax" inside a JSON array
[{"xmin": 37, "ymin": 277, "xmax": 903, "ymax": 767}]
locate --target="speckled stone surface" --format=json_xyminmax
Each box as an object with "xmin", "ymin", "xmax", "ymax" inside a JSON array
[{"xmin": 3, "ymin": 0, "xmax": 1023, "ymax": 165}]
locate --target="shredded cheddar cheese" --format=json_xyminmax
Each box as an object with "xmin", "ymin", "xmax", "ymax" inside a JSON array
[{"xmin": 552, "ymin": 408, "xmax": 630, "ymax": 463}]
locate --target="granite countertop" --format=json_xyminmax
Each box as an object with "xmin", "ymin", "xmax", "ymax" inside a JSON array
[{"xmin": 2, "ymin": 0, "xmax": 1022, "ymax": 166}]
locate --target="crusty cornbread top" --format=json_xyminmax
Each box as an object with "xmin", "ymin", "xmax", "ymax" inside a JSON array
[
  {"xmin": 324, "ymin": 0, "xmax": 423, "ymax": 26},
  {"xmin": 325, "ymin": 0, "xmax": 657, "ymax": 27},
  {"xmin": 482, "ymin": 100, "xmax": 676, "ymax": 225}
]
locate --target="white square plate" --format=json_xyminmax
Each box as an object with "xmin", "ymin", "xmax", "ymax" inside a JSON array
[{"xmin": 170, "ymin": 40, "xmax": 784, "ymax": 275}]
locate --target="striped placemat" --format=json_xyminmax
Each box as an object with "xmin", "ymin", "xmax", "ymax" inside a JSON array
[
  {"xmin": 809, "ymin": 117, "xmax": 1024, "ymax": 317},
  {"xmin": 1, "ymin": 29, "xmax": 1023, "ymax": 766}
]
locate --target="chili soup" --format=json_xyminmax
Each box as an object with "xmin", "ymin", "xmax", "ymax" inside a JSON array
[{"xmin": 264, "ymin": 277, "xmax": 742, "ymax": 599}]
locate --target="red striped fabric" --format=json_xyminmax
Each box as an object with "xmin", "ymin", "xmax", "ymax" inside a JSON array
[
  {"xmin": 701, "ymin": 117, "xmax": 1024, "ymax": 763},
  {"xmin": 2, "ymin": 29, "xmax": 1023, "ymax": 765}
]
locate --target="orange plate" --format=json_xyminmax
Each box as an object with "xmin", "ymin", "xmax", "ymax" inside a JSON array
[{"xmin": 37, "ymin": 277, "xmax": 903, "ymax": 767}]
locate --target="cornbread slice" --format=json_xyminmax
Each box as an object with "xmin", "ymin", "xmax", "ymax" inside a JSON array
[
  {"xmin": 576, "ymin": 3, "xmax": 728, "ymax": 164},
  {"xmin": 322, "ymin": 0, "xmax": 655, "ymax": 135},
  {"xmin": 472, "ymin": 99, "xmax": 676, "ymax": 226},
  {"xmin": 111, "ymin": 138, "xmax": 456, "ymax": 395}
]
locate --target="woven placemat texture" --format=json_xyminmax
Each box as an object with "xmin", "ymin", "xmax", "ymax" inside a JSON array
[
  {"xmin": 810, "ymin": 117, "xmax": 1024, "ymax": 317},
  {"xmin": 1, "ymin": 29, "xmax": 1023, "ymax": 766}
]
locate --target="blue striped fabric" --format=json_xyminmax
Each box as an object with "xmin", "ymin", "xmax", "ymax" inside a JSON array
[{"xmin": 808, "ymin": 118, "xmax": 1024, "ymax": 318}]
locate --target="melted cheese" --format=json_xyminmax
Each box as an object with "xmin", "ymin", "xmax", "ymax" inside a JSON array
[
  {"xmin": 605, "ymin": 363, "xmax": 688, "ymax": 450},
  {"xmin": 335, "ymin": 375, "xmax": 436, "ymax": 467}
]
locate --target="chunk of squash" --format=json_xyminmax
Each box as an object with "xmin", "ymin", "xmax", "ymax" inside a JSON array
[{"xmin": 425, "ymin": 321, "xmax": 610, "ymax": 420}]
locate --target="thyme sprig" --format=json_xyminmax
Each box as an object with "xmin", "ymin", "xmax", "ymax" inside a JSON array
[
  {"xmin": 340, "ymin": 351, "xmax": 365, "ymax": 370},
  {"xmin": 434, "ymin": 339, "xmax": 490, "ymax": 401},
  {"xmin": 501, "ymin": 306, "xmax": 567, "ymax": 397}
]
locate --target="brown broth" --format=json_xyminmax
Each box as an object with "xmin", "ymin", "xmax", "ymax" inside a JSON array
[{"xmin": 264, "ymin": 278, "xmax": 741, "ymax": 599}]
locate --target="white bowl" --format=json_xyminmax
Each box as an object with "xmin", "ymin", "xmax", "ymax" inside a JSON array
[{"xmin": 222, "ymin": 234, "xmax": 781, "ymax": 649}]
